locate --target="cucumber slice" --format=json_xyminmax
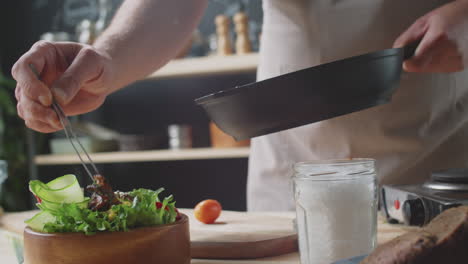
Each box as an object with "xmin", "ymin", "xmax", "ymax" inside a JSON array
[
  {"xmin": 38, "ymin": 197, "xmax": 90, "ymax": 212},
  {"xmin": 25, "ymin": 211, "xmax": 56, "ymax": 232},
  {"xmin": 29, "ymin": 174, "xmax": 84, "ymax": 204}
]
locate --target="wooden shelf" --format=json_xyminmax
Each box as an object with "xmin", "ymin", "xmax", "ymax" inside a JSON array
[
  {"xmin": 35, "ymin": 147, "xmax": 250, "ymax": 165},
  {"xmin": 146, "ymin": 53, "xmax": 258, "ymax": 79}
]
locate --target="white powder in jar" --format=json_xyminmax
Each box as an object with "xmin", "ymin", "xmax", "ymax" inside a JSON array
[{"xmin": 294, "ymin": 169, "xmax": 377, "ymax": 264}]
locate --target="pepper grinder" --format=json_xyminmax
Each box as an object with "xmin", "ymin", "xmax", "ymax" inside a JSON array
[
  {"xmin": 215, "ymin": 15, "xmax": 233, "ymax": 55},
  {"xmin": 233, "ymin": 12, "xmax": 252, "ymax": 54}
]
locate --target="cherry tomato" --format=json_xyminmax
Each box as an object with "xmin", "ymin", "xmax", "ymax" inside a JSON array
[
  {"xmin": 156, "ymin": 202, "xmax": 182, "ymax": 221},
  {"xmin": 33, "ymin": 194, "xmax": 42, "ymax": 204},
  {"xmin": 194, "ymin": 199, "xmax": 222, "ymax": 224},
  {"xmin": 156, "ymin": 202, "xmax": 169, "ymax": 211}
]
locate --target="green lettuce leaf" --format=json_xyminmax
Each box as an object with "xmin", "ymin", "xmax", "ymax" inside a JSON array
[{"xmin": 25, "ymin": 176, "xmax": 178, "ymax": 235}]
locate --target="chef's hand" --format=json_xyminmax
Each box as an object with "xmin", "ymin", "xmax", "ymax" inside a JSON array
[
  {"xmin": 394, "ymin": 0, "xmax": 468, "ymax": 73},
  {"xmin": 12, "ymin": 41, "xmax": 114, "ymax": 133}
]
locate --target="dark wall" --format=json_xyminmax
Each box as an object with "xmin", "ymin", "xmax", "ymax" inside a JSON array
[
  {"xmin": 0, "ymin": 1, "xmax": 34, "ymax": 75},
  {"xmin": 38, "ymin": 158, "xmax": 248, "ymax": 211}
]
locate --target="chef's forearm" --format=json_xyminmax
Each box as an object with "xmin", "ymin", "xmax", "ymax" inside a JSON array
[{"xmin": 93, "ymin": 0, "xmax": 208, "ymax": 91}]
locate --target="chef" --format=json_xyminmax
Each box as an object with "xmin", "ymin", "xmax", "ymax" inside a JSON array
[{"xmin": 11, "ymin": 0, "xmax": 468, "ymax": 211}]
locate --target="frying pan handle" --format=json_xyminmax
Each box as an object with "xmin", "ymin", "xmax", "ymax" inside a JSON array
[{"xmin": 402, "ymin": 39, "xmax": 422, "ymax": 60}]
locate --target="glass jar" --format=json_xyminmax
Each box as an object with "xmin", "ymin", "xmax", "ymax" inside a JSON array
[
  {"xmin": 0, "ymin": 160, "xmax": 6, "ymax": 185},
  {"xmin": 293, "ymin": 159, "xmax": 377, "ymax": 264}
]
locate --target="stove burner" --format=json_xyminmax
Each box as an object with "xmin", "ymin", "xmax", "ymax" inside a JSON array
[
  {"xmin": 431, "ymin": 168, "xmax": 468, "ymax": 183},
  {"xmin": 423, "ymin": 181, "xmax": 468, "ymax": 191},
  {"xmin": 423, "ymin": 168, "xmax": 468, "ymax": 191}
]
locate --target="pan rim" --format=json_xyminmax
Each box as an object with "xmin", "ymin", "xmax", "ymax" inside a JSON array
[{"xmin": 195, "ymin": 47, "xmax": 402, "ymax": 105}]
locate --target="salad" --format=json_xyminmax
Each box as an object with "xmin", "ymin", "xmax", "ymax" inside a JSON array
[{"xmin": 25, "ymin": 174, "xmax": 181, "ymax": 235}]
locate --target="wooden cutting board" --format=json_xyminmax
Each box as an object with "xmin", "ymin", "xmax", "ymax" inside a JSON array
[
  {"xmin": 0, "ymin": 209, "xmax": 298, "ymax": 260},
  {"xmin": 185, "ymin": 209, "xmax": 298, "ymax": 259}
]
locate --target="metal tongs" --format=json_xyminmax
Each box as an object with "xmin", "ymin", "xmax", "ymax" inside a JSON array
[{"xmin": 29, "ymin": 64, "xmax": 98, "ymax": 181}]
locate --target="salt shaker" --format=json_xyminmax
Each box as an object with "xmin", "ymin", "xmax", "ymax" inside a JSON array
[{"xmin": 233, "ymin": 12, "xmax": 252, "ymax": 54}]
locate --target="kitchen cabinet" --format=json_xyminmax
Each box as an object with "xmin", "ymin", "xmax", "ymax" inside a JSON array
[
  {"xmin": 147, "ymin": 53, "xmax": 258, "ymax": 79},
  {"xmin": 34, "ymin": 54, "xmax": 258, "ymax": 211},
  {"xmin": 35, "ymin": 147, "xmax": 250, "ymax": 165}
]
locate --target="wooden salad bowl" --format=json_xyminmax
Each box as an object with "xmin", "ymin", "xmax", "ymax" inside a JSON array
[{"xmin": 23, "ymin": 214, "xmax": 190, "ymax": 264}]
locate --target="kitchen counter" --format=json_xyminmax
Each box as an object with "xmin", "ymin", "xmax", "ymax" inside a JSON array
[{"xmin": 0, "ymin": 210, "xmax": 415, "ymax": 264}]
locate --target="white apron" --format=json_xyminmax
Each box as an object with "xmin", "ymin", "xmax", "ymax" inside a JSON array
[{"xmin": 247, "ymin": 0, "xmax": 468, "ymax": 211}]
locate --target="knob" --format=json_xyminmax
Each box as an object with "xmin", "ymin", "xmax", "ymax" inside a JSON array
[{"xmin": 402, "ymin": 198, "xmax": 426, "ymax": 226}]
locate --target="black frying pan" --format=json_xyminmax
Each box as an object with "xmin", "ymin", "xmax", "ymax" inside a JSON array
[{"xmin": 195, "ymin": 43, "xmax": 419, "ymax": 141}]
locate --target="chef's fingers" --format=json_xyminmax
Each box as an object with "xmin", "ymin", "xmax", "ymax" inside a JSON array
[
  {"xmin": 24, "ymin": 119, "xmax": 61, "ymax": 134},
  {"xmin": 393, "ymin": 18, "xmax": 428, "ymax": 49},
  {"xmin": 59, "ymin": 92, "xmax": 107, "ymax": 116},
  {"xmin": 16, "ymin": 100, "xmax": 24, "ymax": 119},
  {"xmin": 17, "ymin": 98, "xmax": 62, "ymax": 130},
  {"xmin": 51, "ymin": 47, "xmax": 107, "ymax": 106},
  {"xmin": 15, "ymin": 84, "xmax": 21, "ymax": 101},
  {"xmin": 403, "ymin": 26, "xmax": 449, "ymax": 72},
  {"xmin": 405, "ymin": 37, "xmax": 463, "ymax": 72},
  {"xmin": 16, "ymin": 78, "xmax": 53, "ymax": 107},
  {"xmin": 11, "ymin": 42, "xmax": 55, "ymax": 107}
]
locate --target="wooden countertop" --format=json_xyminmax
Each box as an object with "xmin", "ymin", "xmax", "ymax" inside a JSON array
[{"xmin": 0, "ymin": 210, "xmax": 415, "ymax": 264}]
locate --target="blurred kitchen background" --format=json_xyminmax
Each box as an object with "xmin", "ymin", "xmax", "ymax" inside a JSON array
[{"xmin": 0, "ymin": 0, "xmax": 263, "ymax": 212}]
